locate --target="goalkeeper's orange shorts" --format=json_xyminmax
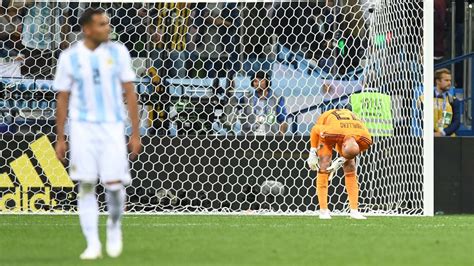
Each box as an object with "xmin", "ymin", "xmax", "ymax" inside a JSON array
[
  {"xmin": 316, "ymin": 134, "xmax": 371, "ymax": 157},
  {"xmin": 316, "ymin": 136, "xmax": 343, "ymax": 157}
]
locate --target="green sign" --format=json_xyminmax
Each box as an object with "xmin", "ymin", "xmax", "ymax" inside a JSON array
[{"xmin": 350, "ymin": 92, "xmax": 393, "ymax": 136}]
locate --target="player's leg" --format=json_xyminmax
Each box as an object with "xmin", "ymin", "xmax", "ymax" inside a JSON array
[
  {"xmin": 342, "ymin": 159, "xmax": 366, "ymax": 219},
  {"xmin": 99, "ymin": 122, "xmax": 131, "ymax": 258},
  {"xmin": 317, "ymin": 143, "xmax": 333, "ymax": 219},
  {"xmin": 77, "ymin": 182, "xmax": 102, "ymax": 259},
  {"xmin": 69, "ymin": 121, "xmax": 102, "ymax": 259},
  {"xmin": 105, "ymin": 181, "xmax": 126, "ymax": 225},
  {"xmin": 103, "ymin": 180, "xmax": 126, "ymax": 258}
]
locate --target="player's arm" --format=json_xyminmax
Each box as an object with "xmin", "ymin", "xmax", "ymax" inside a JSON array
[
  {"xmin": 53, "ymin": 52, "xmax": 72, "ymax": 162},
  {"xmin": 55, "ymin": 91, "xmax": 69, "ymax": 161},
  {"xmin": 310, "ymin": 109, "xmax": 332, "ymax": 149},
  {"xmin": 123, "ymin": 82, "xmax": 141, "ymax": 159},
  {"xmin": 441, "ymin": 98, "xmax": 461, "ymax": 136},
  {"xmin": 310, "ymin": 124, "xmax": 321, "ymax": 149},
  {"xmin": 119, "ymin": 44, "xmax": 141, "ymax": 159},
  {"xmin": 307, "ymin": 124, "xmax": 322, "ymax": 171}
]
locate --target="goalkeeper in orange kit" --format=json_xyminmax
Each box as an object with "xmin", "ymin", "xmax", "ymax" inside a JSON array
[{"xmin": 307, "ymin": 109, "xmax": 372, "ymax": 219}]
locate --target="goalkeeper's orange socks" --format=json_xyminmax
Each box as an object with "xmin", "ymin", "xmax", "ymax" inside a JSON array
[
  {"xmin": 316, "ymin": 171, "xmax": 329, "ymax": 210},
  {"xmin": 345, "ymin": 171, "xmax": 359, "ymax": 210},
  {"xmin": 318, "ymin": 170, "xmax": 360, "ymax": 215}
]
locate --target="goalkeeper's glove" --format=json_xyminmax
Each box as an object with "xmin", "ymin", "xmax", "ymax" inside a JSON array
[
  {"xmin": 307, "ymin": 147, "xmax": 319, "ymax": 171},
  {"xmin": 327, "ymin": 157, "xmax": 346, "ymax": 181}
]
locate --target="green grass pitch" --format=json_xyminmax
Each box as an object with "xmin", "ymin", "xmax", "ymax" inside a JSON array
[{"xmin": 1, "ymin": 215, "xmax": 473, "ymax": 266}]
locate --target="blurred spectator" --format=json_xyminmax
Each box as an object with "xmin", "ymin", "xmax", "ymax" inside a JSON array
[
  {"xmin": 273, "ymin": 1, "xmax": 320, "ymax": 58},
  {"xmin": 434, "ymin": 0, "xmax": 446, "ymax": 61},
  {"xmin": 0, "ymin": 3, "xmax": 23, "ymax": 52},
  {"xmin": 62, "ymin": 2, "xmax": 89, "ymax": 47},
  {"xmin": 241, "ymin": 2, "xmax": 273, "ymax": 60},
  {"xmin": 149, "ymin": 2, "xmax": 191, "ymax": 78},
  {"xmin": 322, "ymin": 0, "xmax": 335, "ymax": 38},
  {"xmin": 313, "ymin": 2, "xmax": 335, "ymax": 72},
  {"xmin": 110, "ymin": 3, "xmax": 148, "ymax": 57},
  {"xmin": 189, "ymin": 2, "xmax": 240, "ymax": 78},
  {"xmin": 0, "ymin": 3, "xmax": 23, "ymax": 78},
  {"xmin": 335, "ymin": 2, "xmax": 366, "ymax": 76},
  {"xmin": 241, "ymin": 72, "xmax": 288, "ymax": 135},
  {"xmin": 20, "ymin": 1, "xmax": 69, "ymax": 79},
  {"xmin": 212, "ymin": 79, "xmax": 242, "ymax": 135},
  {"xmin": 432, "ymin": 69, "xmax": 460, "ymax": 137}
]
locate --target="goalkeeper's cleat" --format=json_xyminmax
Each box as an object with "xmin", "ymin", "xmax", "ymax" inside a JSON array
[
  {"xmin": 319, "ymin": 209, "xmax": 332, "ymax": 220},
  {"xmin": 327, "ymin": 157, "xmax": 346, "ymax": 181},
  {"xmin": 80, "ymin": 245, "xmax": 102, "ymax": 260},
  {"xmin": 350, "ymin": 210, "xmax": 367, "ymax": 220},
  {"xmin": 106, "ymin": 219, "xmax": 123, "ymax": 258}
]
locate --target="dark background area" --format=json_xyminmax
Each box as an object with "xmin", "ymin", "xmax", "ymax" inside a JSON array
[{"xmin": 434, "ymin": 137, "xmax": 474, "ymax": 214}]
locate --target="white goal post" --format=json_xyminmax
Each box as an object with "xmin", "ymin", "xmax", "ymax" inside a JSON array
[{"xmin": 0, "ymin": 0, "xmax": 433, "ymax": 215}]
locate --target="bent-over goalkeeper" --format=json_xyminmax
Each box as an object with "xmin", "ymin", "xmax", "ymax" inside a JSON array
[{"xmin": 307, "ymin": 109, "xmax": 372, "ymax": 220}]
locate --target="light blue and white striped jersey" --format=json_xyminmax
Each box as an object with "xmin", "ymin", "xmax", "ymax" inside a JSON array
[{"xmin": 53, "ymin": 41, "xmax": 136, "ymax": 123}]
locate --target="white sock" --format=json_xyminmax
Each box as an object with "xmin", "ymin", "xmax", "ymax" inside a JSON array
[
  {"xmin": 106, "ymin": 185, "xmax": 125, "ymax": 226},
  {"xmin": 78, "ymin": 183, "xmax": 100, "ymax": 248}
]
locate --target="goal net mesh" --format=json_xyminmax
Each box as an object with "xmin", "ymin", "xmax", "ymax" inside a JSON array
[{"xmin": 0, "ymin": 0, "xmax": 424, "ymax": 215}]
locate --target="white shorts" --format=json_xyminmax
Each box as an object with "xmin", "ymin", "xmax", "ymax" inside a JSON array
[{"xmin": 69, "ymin": 121, "xmax": 131, "ymax": 185}]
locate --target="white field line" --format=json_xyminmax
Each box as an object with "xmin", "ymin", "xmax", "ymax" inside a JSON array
[
  {"xmin": 0, "ymin": 211, "xmax": 423, "ymax": 217},
  {"xmin": 0, "ymin": 221, "xmax": 472, "ymax": 229}
]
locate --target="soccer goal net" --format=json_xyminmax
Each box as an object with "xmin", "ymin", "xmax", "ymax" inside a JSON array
[{"xmin": 0, "ymin": 0, "xmax": 426, "ymax": 215}]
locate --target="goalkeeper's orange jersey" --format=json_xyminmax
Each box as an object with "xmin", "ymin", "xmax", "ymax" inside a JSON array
[{"xmin": 310, "ymin": 109, "xmax": 372, "ymax": 152}]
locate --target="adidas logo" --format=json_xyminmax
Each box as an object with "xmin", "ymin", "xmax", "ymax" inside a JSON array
[{"xmin": 0, "ymin": 135, "xmax": 74, "ymax": 212}]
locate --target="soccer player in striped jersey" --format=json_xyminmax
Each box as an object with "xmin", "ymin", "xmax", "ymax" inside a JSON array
[
  {"xmin": 54, "ymin": 8, "xmax": 141, "ymax": 260},
  {"xmin": 307, "ymin": 109, "xmax": 372, "ymax": 220}
]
